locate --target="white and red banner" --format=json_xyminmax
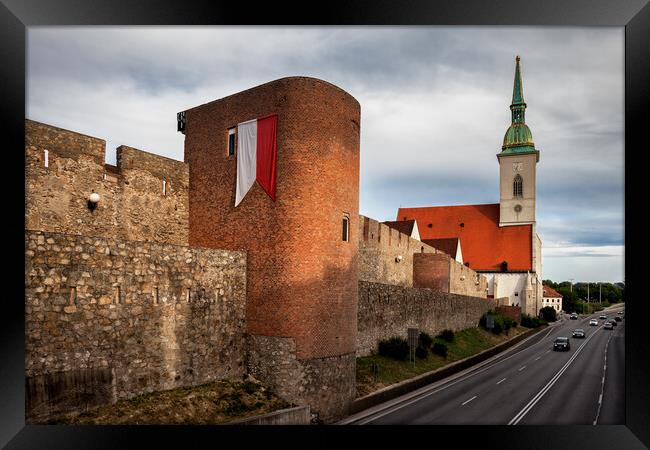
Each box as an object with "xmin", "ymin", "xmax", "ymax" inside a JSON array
[{"xmin": 235, "ymin": 114, "xmax": 278, "ymax": 206}]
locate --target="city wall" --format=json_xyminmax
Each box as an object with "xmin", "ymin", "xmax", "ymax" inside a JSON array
[
  {"xmin": 357, "ymin": 281, "xmax": 496, "ymax": 356},
  {"xmin": 358, "ymin": 215, "xmax": 440, "ymax": 288},
  {"xmin": 25, "ymin": 230, "xmax": 247, "ymax": 422},
  {"xmin": 25, "ymin": 120, "xmax": 189, "ymax": 245}
]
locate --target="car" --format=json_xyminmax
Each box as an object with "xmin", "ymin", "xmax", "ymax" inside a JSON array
[
  {"xmin": 604, "ymin": 321, "xmax": 614, "ymax": 330},
  {"xmin": 610, "ymin": 319, "xmax": 617, "ymax": 326},
  {"xmin": 553, "ymin": 337, "xmax": 571, "ymax": 351},
  {"xmin": 618, "ymin": 311, "xmax": 624, "ymax": 315},
  {"xmin": 599, "ymin": 315, "xmax": 607, "ymax": 320},
  {"xmin": 570, "ymin": 313, "xmax": 578, "ymax": 320},
  {"xmin": 589, "ymin": 319, "xmax": 598, "ymax": 326},
  {"xmin": 572, "ymin": 329, "xmax": 586, "ymax": 338}
]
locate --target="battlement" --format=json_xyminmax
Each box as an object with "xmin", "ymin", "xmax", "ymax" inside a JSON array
[{"xmin": 25, "ymin": 119, "xmax": 189, "ymax": 245}]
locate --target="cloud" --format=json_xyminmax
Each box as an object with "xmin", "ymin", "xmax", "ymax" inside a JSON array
[{"xmin": 26, "ymin": 26, "xmax": 624, "ymax": 281}]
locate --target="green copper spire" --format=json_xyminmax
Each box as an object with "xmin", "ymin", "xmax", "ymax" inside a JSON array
[{"xmin": 501, "ymin": 55, "xmax": 537, "ymax": 154}]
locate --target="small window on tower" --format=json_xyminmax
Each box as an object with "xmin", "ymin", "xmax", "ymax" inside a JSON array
[
  {"xmin": 342, "ymin": 214, "xmax": 350, "ymax": 242},
  {"xmin": 228, "ymin": 128, "xmax": 236, "ymax": 156},
  {"xmin": 513, "ymin": 174, "xmax": 523, "ymax": 198},
  {"xmin": 44, "ymin": 149, "xmax": 49, "ymax": 168}
]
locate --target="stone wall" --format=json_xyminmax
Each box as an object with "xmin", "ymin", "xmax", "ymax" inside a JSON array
[
  {"xmin": 246, "ymin": 335, "xmax": 356, "ymax": 423},
  {"xmin": 359, "ymin": 215, "xmax": 440, "ymax": 287},
  {"xmin": 357, "ymin": 281, "xmax": 496, "ymax": 357},
  {"xmin": 25, "ymin": 230, "xmax": 247, "ymax": 422},
  {"xmin": 412, "ymin": 251, "xmax": 487, "ymax": 298},
  {"xmin": 25, "ymin": 120, "xmax": 189, "ymax": 245}
]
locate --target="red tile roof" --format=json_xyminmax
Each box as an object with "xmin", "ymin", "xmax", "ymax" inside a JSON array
[
  {"xmin": 397, "ymin": 203, "xmax": 532, "ymax": 271},
  {"xmin": 543, "ymin": 285, "xmax": 563, "ymax": 298},
  {"xmin": 382, "ymin": 219, "xmax": 416, "ymax": 237},
  {"xmin": 423, "ymin": 238, "xmax": 459, "ymax": 259}
]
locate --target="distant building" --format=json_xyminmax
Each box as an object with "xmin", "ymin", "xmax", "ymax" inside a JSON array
[
  {"xmin": 542, "ymin": 285, "xmax": 563, "ymax": 312},
  {"xmin": 395, "ymin": 56, "xmax": 543, "ymax": 316}
]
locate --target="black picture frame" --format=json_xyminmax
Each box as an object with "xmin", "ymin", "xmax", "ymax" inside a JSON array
[{"xmin": 1, "ymin": 0, "xmax": 648, "ymax": 448}]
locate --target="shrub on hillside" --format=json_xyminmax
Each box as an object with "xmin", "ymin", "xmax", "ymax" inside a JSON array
[
  {"xmin": 415, "ymin": 345, "xmax": 428, "ymax": 359},
  {"xmin": 521, "ymin": 314, "xmax": 548, "ymax": 328},
  {"xmin": 539, "ymin": 306, "xmax": 557, "ymax": 322},
  {"xmin": 419, "ymin": 332, "xmax": 434, "ymax": 349},
  {"xmin": 432, "ymin": 342, "xmax": 448, "ymax": 358},
  {"xmin": 378, "ymin": 337, "xmax": 409, "ymax": 360},
  {"xmin": 438, "ymin": 329, "xmax": 455, "ymax": 343}
]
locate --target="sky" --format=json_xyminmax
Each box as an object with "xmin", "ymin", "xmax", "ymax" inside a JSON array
[{"xmin": 26, "ymin": 27, "xmax": 625, "ymax": 283}]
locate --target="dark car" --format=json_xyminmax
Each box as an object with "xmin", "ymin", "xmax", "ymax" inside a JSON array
[
  {"xmin": 604, "ymin": 321, "xmax": 614, "ymax": 330},
  {"xmin": 610, "ymin": 319, "xmax": 617, "ymax": 326},
  {"xmin": 570, "ymin": 313, "xmax": 578, "ymax": 320},
  {"xmin": 614, "ymin": 316, "xmax": 622, "ymax": 322},
  {"xmin": 553, "ymin": 337, "xmax": 571, "ymax": 351},
  {"xmin": 572, "ymin": 329, "xmax": 586, "ymax": 338}
]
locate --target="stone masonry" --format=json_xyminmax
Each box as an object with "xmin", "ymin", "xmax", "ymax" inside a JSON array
[
  {"xmin": 357, "ymin": 281, "xmax": 496, "ymax": 357},
  {"xmin": 25, "ymin": 230, "xmax": 246, "ymax": 421}
]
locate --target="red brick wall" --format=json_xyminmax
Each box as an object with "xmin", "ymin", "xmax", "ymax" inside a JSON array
[
  {"xmin": 183, "ymin": 77, "xmax": 360, "ymax": 362},
  {"xmin": 413, "ymin": 253, "xmax": 450, "ymax": 291},
  {"xmin": 496, "ymin": 305, "xmax": 522, "ymax": 324}
]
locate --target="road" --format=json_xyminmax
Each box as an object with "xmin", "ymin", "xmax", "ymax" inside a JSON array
[{"xmin": 342, "ymin": 305, "xmax": 625, "ymax": 425}]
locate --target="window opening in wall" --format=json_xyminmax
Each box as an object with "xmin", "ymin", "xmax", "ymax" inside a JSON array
[
  {"xmin": 513, "ymin": 174, "xmax": 523, "ymax": 198},
  {"xmin": 44, "ymin": 149, "xmax": 49, "ymax": 168},
  {"xmin": 186, "ymin": 288, "xmax": 191, "ymax": 303},
  {"xmin": 153, "ymin": 286, "xmax": 159, "ymax": 305},
  {"xmin": 228, "ymin": 128, "xmax": 236, "ymax": 156},
  {"xmin": 342, "ymin": 214, "xmax": 350, "ymax": 242},
  {"xmin": 421, "ymin": 246, "xmax": 424, "ymax": 253},
  {"xmin": 114, "ymin": 286, "xmax": 121, "ymax": 304},
  {"xmin": 69, "ymin": 286, "xmax": 77, "ymax": 305},
  {"xmin": 163, "ymin": 179, "xmax": 167, "ymax": 196},
  {"xmin": 103, "ymin": 173, "xmax": 107, "ymax": 181}
]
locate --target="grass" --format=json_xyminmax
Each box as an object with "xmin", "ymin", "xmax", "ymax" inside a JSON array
[
  {"xmin": 46, "ymin": 377, "xmax": 291, "ymax": 425},
  {"xmin": 356, "ymin": 326, "xmax": 530, "ymax": 397}
]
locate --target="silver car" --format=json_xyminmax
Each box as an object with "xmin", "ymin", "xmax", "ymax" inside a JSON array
[{"xmin": 589, "ymin": 319, "xmax": 598, "ymax": 326}]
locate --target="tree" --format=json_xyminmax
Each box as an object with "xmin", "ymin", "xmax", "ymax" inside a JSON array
[{"xmin": 539, "ymin": 306, "xmax": 557, "ymax": 322}]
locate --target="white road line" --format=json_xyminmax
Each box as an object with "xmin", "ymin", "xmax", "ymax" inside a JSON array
[
  {"xmin": 508, "ymin": 326, "xmax": 603, "ymax": 425},
  {"xmin": 496, "ymin": 378, "xmax": 507, "ymax": 385},
  {"xmin": 348, "ymin": 327, "xmax": 558, "ymax": 424},
  {"xmin": 518, "ymin": 366, "xmax": 526, "ymax": 371},
  {"xmin": 593, "ymin": 326, "xmax": 616, "ymax": 425},
  {"xmin": 534, "ymin": 356, "xmax": 541, "ymax": 361},
  {"xmin": 461, "ymin": 395, "xmax": 477, "ymax": 406}
]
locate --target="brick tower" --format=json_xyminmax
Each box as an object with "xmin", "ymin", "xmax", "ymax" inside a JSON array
[{"xmin": 181, "ymin": 77, "xmax": 360, "ymax": 421}]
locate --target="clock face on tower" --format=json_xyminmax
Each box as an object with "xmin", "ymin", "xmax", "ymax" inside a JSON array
[
  {"xmin": 512, "ymin": 162, "xmax": 523, "ymax": 172},
  {"xmin": 514, "ymin": 204, "xmax": 522, "ymax": 213}
]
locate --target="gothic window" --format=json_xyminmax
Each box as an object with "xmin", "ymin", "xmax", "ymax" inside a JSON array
[{"xmin": 513, "ymin": 174, "xmax": 523, "ymax": 198}]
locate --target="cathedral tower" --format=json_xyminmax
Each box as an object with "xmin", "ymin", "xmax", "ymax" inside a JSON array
[{"xmin": 498, "ymin": 56, "xmax": 540, "ymax": 227}]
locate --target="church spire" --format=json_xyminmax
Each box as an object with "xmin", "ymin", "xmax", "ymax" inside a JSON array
[
  {"xmin": 510, "ymin": 55, "xmax": 526, "ymax": 124},
  {"xmin": 501, "ymin": 55, "xmax": 536, "ymax": 153}
]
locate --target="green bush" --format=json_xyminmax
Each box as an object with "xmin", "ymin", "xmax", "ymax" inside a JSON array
[
  {"xmin": 521, "ymin": 314, "xmax": 547, "ymax": 328},
  {"xmin": 378, "ymin": 337, "xmax": 409, "ymax": 360},
  {"xmin": 419, "ymin": 332, "xmax": 434, "ymax": 349},
  {"xmin": 539, "ymin": 306, "xmax": 557, "ymax": 322},
  {"xmin": 438, "ymin": 329, "xmax": 455, "ymax": 342},
  {"xmin": 415, "ymin": 345, "xmax": 428, "ymax": 359},
  {"xmin": 432, "ymin": 342, "xmax": 448, "ymax": 358}
]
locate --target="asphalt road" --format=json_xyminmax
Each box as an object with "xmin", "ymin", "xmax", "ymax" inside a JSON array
[{"xmin": 343, "ymin": 305, "xmax": 625, "ymax": 425}]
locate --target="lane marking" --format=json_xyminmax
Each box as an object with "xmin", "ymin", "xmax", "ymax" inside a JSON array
[
  {"xmin": 496, "ymin": 378, "xmax": 507, "ymax": 385},
  {"xmin": 534, "ymin": 356, "xmax": 541, "ymax": 361},
  {"xmin": 343, "ymin": 322, "xmax": 571, "ymax": 425},
  {"xmin": 593, "ymin": 325, "xmax": 616, "ymax": 425},
  {"xmin": 461, "ymin": 395, "xmax": 477, "ymax": 406},
  {"xmin": 518, "ymin": 366, "xmax": 526, "ymax": 372},
  {"xmin": 508, "ymin": 326, "xmax": 603, "ymax": 425},
  {"xmin": 348, "ymin": 326, "xmax": 559, "ymax": 424}
]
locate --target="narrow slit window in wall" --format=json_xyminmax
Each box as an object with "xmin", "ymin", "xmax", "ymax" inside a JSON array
[
  {"xmin": 153, "ymin": 287, "xmax": 159, "ymax": 305},
  {"xmin": 342, "ymin": 214, "xmax": 350, "ymax": 242},
  {"xmin": 114, "ymin": 286, "xmax": 121, "ymax": 304},
  {"xmin": 163, "ymin": 179, "xmax": 167, "ymax": 196},
  {"xmin": 228, "ymin": 128, "xmax": 236, "ymax": 156},
  {"xmin": 44, "ymin": 149, "xmax": 49, "ymax": 168}
]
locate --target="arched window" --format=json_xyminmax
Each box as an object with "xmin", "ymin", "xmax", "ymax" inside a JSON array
[{"xmin": 513, "ymin": 174, "xmax": 523, "ymax": 198}]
